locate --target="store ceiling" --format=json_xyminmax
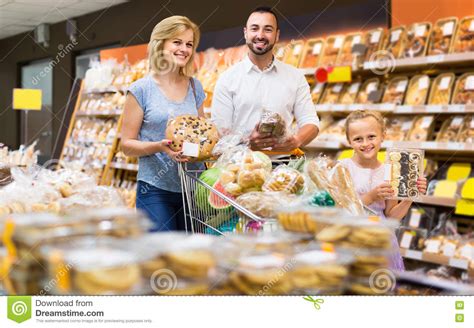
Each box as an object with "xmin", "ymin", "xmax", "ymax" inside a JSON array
[{"xmin": 0, "ymin": 0, "xmax": 128, "ymax": 39}]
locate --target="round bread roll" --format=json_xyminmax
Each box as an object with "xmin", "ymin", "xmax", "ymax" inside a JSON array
[
  {"xmin": 74, "ymin": 265, "xmax": 140, "ymax": 295},
  {"xmin": 165, "ymin": 115, "xmax": 218, "ymax": 161}
]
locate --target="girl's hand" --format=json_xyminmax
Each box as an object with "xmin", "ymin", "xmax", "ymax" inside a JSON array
[
  {"xmin": 369, "ymin": 182, "xmax": 395, "ymax": 202},
  {"xmin": 161, "ymin": 139, "xmax": 189, "ymax": 163},
  {"xmin": 417, "ymin": 177, "xmax": 427, "ymax": 195}
]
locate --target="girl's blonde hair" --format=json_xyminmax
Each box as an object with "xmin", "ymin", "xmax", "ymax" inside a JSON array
[
  {"xmin": 345, "ymin": 110, "xmax": 385, "ymax": 141},
  {"xmin": 148, "ymin": 16, "xmax": 200, "ymax": 76}
]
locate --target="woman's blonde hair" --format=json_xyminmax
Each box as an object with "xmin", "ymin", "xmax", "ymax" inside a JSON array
[
  {"xmin": 148, "ymin": 16, "xmax": 200, "ymax": 76},
  {"xmin": 345, "ymin": 110, "xmax": 386, "ymax": 141}
]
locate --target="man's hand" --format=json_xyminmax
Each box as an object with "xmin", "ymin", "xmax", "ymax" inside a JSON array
[
  {"xmin": 272, "ymin": 135, "xmax": 302, "ymax": 152},
  {"xmin": 249, "ymin": 124, "xmax": 277, "ymax": 150}
]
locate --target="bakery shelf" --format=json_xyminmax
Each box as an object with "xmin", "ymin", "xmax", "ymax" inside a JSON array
[
  {"xmin": 304, "ymin": 140, "xmax": 343, "ymax": 149},
  {"xmin": 395, "ymin": 271, "xmax": 474, "ymax": 294},
  {"xmin": 415, "ymin": 195, "xmax": 457, "ymax": 208},
  {"xmin": 76, "ymin": 109, "xmax": 122, "ymax": 117},
  {"xmin": 400, "ymin": 249, "xmax": 474, "ymax": 275},
  {"xmin": 110, "ymin": 162, "xmax": 138, "ymax": 171},
  {"xmin": 314, "ymin": 104, "xmax": 474, "ymax": 114},
  {"xmin": 382, "ymin": 141, "xmax": 474, "ymax": 154},
  {"xmin": 83, "ymin": 87, "xmax": 125, "ymax": 94}
]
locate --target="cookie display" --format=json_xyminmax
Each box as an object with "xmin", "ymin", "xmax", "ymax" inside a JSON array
[
  {"xmin": 401, "ymin": 22, "xmax": 431, "ymax": 58},
  {"xmin": 428, "ymin": 17, "xmax": 458, "ymax": 55},
  {"xmin": 452, "ymin": 73, "xmax": 474, "ymax": 105},
  {"xmin": 236, "ymin": 192, "xmax": 297, "ymax": 219},
  {"xmin": 277, "ymin": 206, "xmax": 342, "ymax": 234},
  {"xmin": 165, "ymin": 115, "xmax": 219, "ymax": 161},
  {"xmin": 318, "ymin": 118, "xmax": 346, "ymax": 142},
  {"xmin": 363, "ymin": 28, "xmax": 384, "ymax": 62},
  {"xmin": 320, "ymin": 35, "xmax": 345, "ymax": 67},
  {"xmin": 320, "ymin": 83, "xmax": 344, "ymax": 104},
  {"xmin": 407, "ymin": 116, "xmax": 434, "ymax": 142},
  {"xmin": 452, "ymin": 16, "xmax": 474, "ymax": 53},
  {"xmin": 339, "ymin": 81, "xmax": 361, "ymax": 105},
  {"xmin": 299, "ymin": 38, "xmax": 325, "ymax": 68},
  {"xmin": 284, "ymin": 40, "xmax": 305, "ymax": 67},
  {"xmin": 436, "ymin": 116, "xmax": 464, "ymax": 142},
  {"xmin": 384, "ymin": 116, "xmax": 413, "ymax": 141},
  {"xmin": 458, "ymin": 115, "xmax": 474, "ymax": 143},
  {"xmin": 382, "ymin": 76, "xmax": 409, "ymax": 105},
  {"xmin": 428, "ymin": 73, "xmax": 455, "ymax": 105},
  {"xmin": 386, "ymin": 148, "xmax": 424, "ymax": 200},
  {"xmin": 337, "ymin": 33, "xmax": 363, "ymax": 66},
  {"xmin": 404, "ymin": 75, "xmax": 431, "ymax": 105},
  {"xmin": 383, "ymin": 26, "xmax": 407, "ymax": 58},
  {"xmin": 355, "ymin": 78, "xmax": 380, "ymax": 104}
]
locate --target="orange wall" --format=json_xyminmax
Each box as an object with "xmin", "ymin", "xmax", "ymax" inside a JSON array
[
  {"xmin": 391, "ymin": 0, "xmax": 474, "ymax": 26},
  {"xmin": 100, "ymin": 44, "xmax": 147, "ymax": 65}
]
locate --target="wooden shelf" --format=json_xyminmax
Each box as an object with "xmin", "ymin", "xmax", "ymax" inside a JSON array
[
  {"xmin": 83, "ymin": 87, "xmax": 125, "ymax": 94},
  {"xmin": 415, "ymin": 195, "xmax": 457, "ymax": 208},
  {"xmin": 400, "ymin": 249, "xmax": 474, "ymax": 276},
  {"xmin": 76, "ymin": 110, "xmax": 122, "ymax": 117},
  {"xmin": 315, "ymin": 104, "xmax": 474, "ymax": 114},
  {"xmin": 110, "ymin": 162, "xmax": 138, "ymax": 171}
]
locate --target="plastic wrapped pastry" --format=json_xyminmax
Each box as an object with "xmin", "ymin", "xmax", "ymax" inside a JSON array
[
  {"xmin": 436, "ymin": 116, "xmax": 464, "ymax": 142},
  {"xmin": 428, "ymin": 17, "xmax": 458, "ymax": 55},
  {"xmin": 401, "ymin": 22, "xmax": 431, "ymax": 58},
  {"xmin": 452, "ymin": 73, "xmax": 474, "ymax": 105},
  {"xmin": 384, "ymin": 116, "xmax": 413, "ymax": 141},
  {"xmin": 428, "ymin": 73, "xmax": 455, "ymax": 105},
  {"xmin": 452, "ymin": 16, "xmax": 474, "ymax": 53},
  {"xmin": 382, "ymin": 76, "xmax": 409, "ymax": 105},
  {"xmin": 406, "ymin": 116, "xmax": 434, "ymax": 142},
  {"xmin": 320, "ymin": 83, "xmax": 344, "ymax": 104},
  {"xmin": 337, "ymin": 33, "xmax": 363, "ymax": 67},
  {"xmin": 284, "ymin": 40, "xmax": 305, "ymax": 67},
  {"xmin": 320, "ymin": 35, "xmax": 344, "ymax": 67},
  {"xmin": 300, "ymin": 38, "xmax": 324, "ymax": 68},
  {"xmin": 383, "ymin": 26, "xmax": 407, "ymax": 58},
  {"xmin": 355, "ymin": 78, "xmax": 380, "ymax": 104},
  {"xmin": 363, "ymin": 28, "xmax": 384, "ymax": 62},
  {"xmin": 386, "ymin": 148, "xmax": 424, "ymax": 200},
  {"xmin": 404, "ymin": 75, "xmax": 430, "ymax": 106}
]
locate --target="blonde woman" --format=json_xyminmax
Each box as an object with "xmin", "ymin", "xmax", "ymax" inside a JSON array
[{"xmin": 121, "ymin": 16, "xmax": 205, "ymax": 231}]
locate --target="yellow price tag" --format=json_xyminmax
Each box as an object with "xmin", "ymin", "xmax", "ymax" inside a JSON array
[
  {"xmin": 327, "ymin": 66, "xmax": 352, "ymax": 83},
  {"xmin": 461, "ymin": 178, "xmax": 474, "ymax": 200},
  {"xmin": 13, "ymin": 88, "xmax": 42, "ymax": 110},
  {"xmin": 338, "ymin": 149, "xmax": 354, "ymax": 160},
  {"xmin": 2, "ymin": 220, "xmax": 17, "ymax": 259},
  {"xmin": 433, "ymin": 180, "xmax": 458, "ymax": 198},
  {"xmin": 377, "ymin": 150, "xmax": 386, "ymax": 162},
  {"xmin": 49, "ymin": 250, "xmax": 71, "ymax": 293},
  {"xmin": 455, "ymin": 199, "xmax": 474, "ymax": 216},
  {"xmin": 321, "ymin": 243, "xmax": 335, "ymax": 253},
  {"xmin": 447, "ymin": 163, "xmax": 471, "ymax": 181}
]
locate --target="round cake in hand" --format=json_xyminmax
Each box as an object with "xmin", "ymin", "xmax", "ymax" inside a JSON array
[{"xmin": 165, "ymin": 115, "xmax": 219, "ymax": 161}]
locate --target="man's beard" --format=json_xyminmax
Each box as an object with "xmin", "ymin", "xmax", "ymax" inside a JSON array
[{"xmin": 247, "ymin": 38, "xmax": 275, "ymax": 55}]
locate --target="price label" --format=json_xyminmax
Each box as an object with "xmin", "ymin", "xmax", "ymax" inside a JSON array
[
  {"xmin": 349, "ymin": 83, "xmax": 360, "ymax": 94},
  {"xmin": 396, "ymin": 80, "xmax": 408, "ymax": 93},
  {"xmin": 470, "ymin": 118, "xmax": 474, "ymax": 129},
  {"xmin": 418, "ymin": 76, "xmax": 429, "ymax": 90},
  {"xmin": 182, "ymin": 142, "xmax": 200, "ymax": 158},
  {"xmin": 384, "ymin": 163, "xmax": 392, "ymax": 181},
  {"xmin": 334, "ymin": 36, "xmax": 344, "ymax": 49},
  {"xmin": 402, "ymin": 120, "xmax": 413, "ymax": 130},
  {"xmin": 352, "ymin": 35, "xmax": 361, "ymax": 46},
  {"xmin": 409, "ymin": 211, "xmax": 422, "ymax": 227},
  {"xmin": 443, "ymin": 242, "xmax": 456, "ymax": 257},
  {"xmin": 427, "ymin": 55, "xmax": 445, "ymax": 63},
  {"xmin": 465, "ymin": 76, "xmax": 474, "ymax": 90},
  {"xmin": 391, "ymin": 29, "xmax": 402, "ymax": 42},
  {"xmin": 421, "ymin": 116, "xmax": 433, "ymax": 129},
  {"xmin": 370, "ymin": 31, "xmax": 382, "ymax": 44},
  {"xmin": 293, "ymin": 44, "xmax": 302, "ymax": 55},
  {"xmin": 442, "ymin": 21, "xmax": 455, "ymax": 36},
  {"xmin": 400, "ymin": 232, "xmax": 413, "ymax": 249},
  {"xmin": 415, "ymin": 25, "xmax": 427, "ymax": 37},
  {"xmin": 312, "ymin": 83, "xmax": 324, "ymax": 93},
  {"xmin": 397, "ymin": 106, "xmax": 413, "ymax": 113},
  {"xmin": 425, "ymin": 240, "xmax": 441, "ymax": 253},
  {"xmin": 448, "ymin": 257, "xmax": 469, "ymax": 269},
  {"xmin": 312, "ymin": 42, "xmax": 322, "ymax": 55},
  {"xmin": 332, "ymin": 83, "xmax": 343, "ymax": 93},
  {"xmin": 452, "ymin": 116, "xmax": 464, "ymax": 128},
  {"xmin": 406, "ymin": 249, "xmax": 423, "ymax": 260},
  {"xmin": 439, "ymin": 76, "xmax": 451, "ymax": 90},
  {"xmin": 460, "ymin": 245, "xmax": 474, "ymax": 260},
  {"xmin": 427, "ymin": 105, "xmax": 442, "ymax": 112},
  {"xmin": 470, "ymin": 20, "xmax": 474, "ymax": 32},
  {"xmin": 367, "ymin": 82, "xmax": 377, "ymax": 93},
  {"xmin": 448, "ymin": 104, "xmax": 464, "ymax": 113}
]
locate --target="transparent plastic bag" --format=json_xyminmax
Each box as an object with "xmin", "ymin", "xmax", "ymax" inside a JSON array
[
  {"xmin": 305, "ymin": 156, "xmax": 365, "ymax": 215},
  {"xmin": 236, "ymin": 191, "xmax": 299, "ymax": 219},
  {"xmin": 257, "ymin": 110, "xmax": 288, "ymax": 143},
  {"xmin": 262, "ymin": 165, "xmax": 305, "ymax": 194},
  {"xmin": 386, "ymin": 148, "xmax": 424, "ymax": 200}
]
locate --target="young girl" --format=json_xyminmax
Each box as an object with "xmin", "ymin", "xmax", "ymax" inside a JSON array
[{"xmin": 340, "ymin": 110, "xmax": 427, "ymax": 271}]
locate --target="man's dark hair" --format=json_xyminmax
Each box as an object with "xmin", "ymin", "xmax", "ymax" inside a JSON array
[{"xmin": 249, "ymin": 6, "xmax": 279, "ymax": 29}]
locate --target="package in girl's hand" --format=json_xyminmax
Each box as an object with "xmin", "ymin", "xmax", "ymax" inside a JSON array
[{"xmin": 385, "ymin": 148, "xmax": 424, "ymax": 200}]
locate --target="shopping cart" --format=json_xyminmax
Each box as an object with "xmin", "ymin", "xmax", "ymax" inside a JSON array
[
  {"xmin": 178, "ymin": 156, "xmax": 302, "ymax": 235},
  {"xmin": 179, "ymin": 162, "xmax": 267, "ymax": 235}
]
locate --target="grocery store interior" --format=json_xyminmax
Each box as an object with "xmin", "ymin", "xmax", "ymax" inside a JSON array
[{"xmin": 0, "ymin": 0, "xmax": 474, "ymax": 296}]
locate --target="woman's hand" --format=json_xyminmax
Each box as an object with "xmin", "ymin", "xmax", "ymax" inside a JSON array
[
  {"xmin": 368, "ymin": 182, "xmax": 395, "ymax": 203},
  {"xmin": 161, "ymin": 139, "xmax": 189, "ymax": 162},
  {"xmin": 417, "ymin": 177, "xmax": 427, "ymax": 195}
]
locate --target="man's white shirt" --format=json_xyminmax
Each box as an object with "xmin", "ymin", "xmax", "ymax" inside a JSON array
[{"xmin": 211, "ymin": 55, "xmax": 320, "ymax": 137}]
